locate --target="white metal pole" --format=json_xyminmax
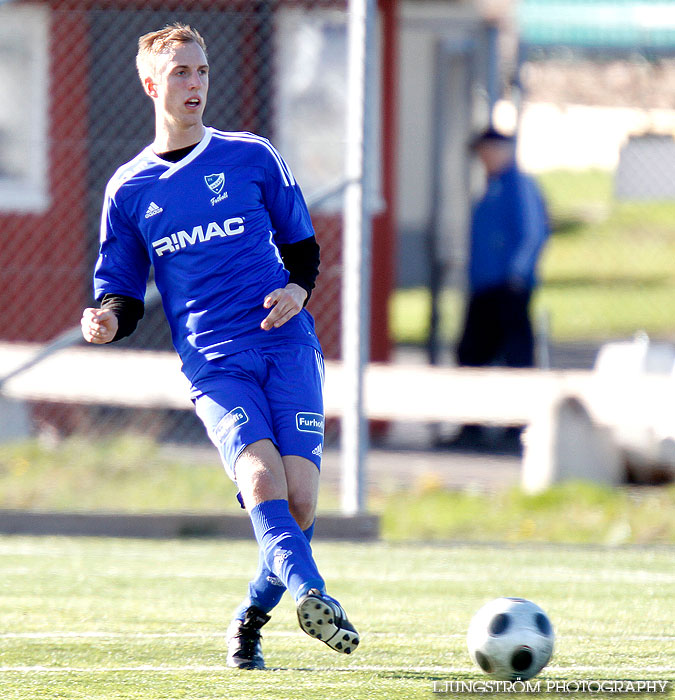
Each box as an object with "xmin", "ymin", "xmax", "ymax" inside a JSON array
[{"xmin": 341, "ymin": 0, "xmax": 375, "ymax": 515}]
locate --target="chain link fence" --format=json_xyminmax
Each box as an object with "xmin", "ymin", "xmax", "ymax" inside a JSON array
[
  {"xmin": 401, "ymin": 3, "xmax": 675, "ymax": 372},
  {"xmin": 514, "ymin": 0, "xmax": 675, "ymax": 367},
  {"xmin": 6, "ymin": 0, "xmax": 673, "ymax": 456},
  {"xmin": 0, "ymin": 0, "xmax": 351, "ymax": 445}
]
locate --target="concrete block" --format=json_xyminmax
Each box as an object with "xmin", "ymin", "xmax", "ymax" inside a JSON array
[
  {"xmin": 522, "ymin": 394, "xmax": 623, "ymax": 494},
  {"xmin": 594, "ymin": 334, "xmax": 675, "ymax": 376},
  {"xmin": 0, "ymin": 396, "xmax": 31, "ymax": 442}
]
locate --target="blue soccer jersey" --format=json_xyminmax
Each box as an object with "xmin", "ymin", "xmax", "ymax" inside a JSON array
[{"xmin": 94, "ymin": 127, "xmax": 322, "ymax": 382}]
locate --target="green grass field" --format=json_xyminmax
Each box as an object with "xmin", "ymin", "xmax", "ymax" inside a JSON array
[
  {"xmin": 391, "ymin": 169, "xmax": 675, "ymax": 345},
  {"xmin": 0, "ymin": 537, "xmax": 673, "ymax": 700}
]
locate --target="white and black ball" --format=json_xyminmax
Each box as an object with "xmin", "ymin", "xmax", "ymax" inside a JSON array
[{"xmin": 467, "ymin": 597, "xmax": 554, "ymax": 681}]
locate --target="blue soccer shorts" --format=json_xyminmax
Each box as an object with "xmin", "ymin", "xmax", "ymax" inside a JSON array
[{"xmin": 190, "ymin": 344, "xmax": 325, "ymax": 484}]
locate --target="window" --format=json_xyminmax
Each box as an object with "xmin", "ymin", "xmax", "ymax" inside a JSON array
[
  {"xmin": 0, "ymin": 4, "xmax": 50, "ymax": 212},
  {"xmin": 274, "ymin": 7, "xmax": 382, "ymax": 214}
]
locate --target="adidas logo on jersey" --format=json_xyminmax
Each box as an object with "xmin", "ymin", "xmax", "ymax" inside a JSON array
[
  {"xmin": 312, "ymin": 443, "xmax": 323, "ymax": 457},
  {"xmin": 145, "ymin": 202, "xmax": 164, "ymax": 219}
]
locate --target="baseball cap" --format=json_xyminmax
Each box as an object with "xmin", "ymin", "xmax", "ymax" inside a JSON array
[{"xmin": 470, "ymin": 126, "xmax": 515, "ymax": 150}]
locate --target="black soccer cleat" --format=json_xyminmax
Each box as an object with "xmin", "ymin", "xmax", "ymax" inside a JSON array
[
  {"xmin": 226, "ymin": 605, "xmax": 271, "ymax": 670},
  {"xmin": 296, "ymin": 589, "xmax": 360, "ymax": 655}
]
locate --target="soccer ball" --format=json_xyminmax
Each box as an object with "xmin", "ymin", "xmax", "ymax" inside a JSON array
[{"xmin": 467, "ymin": 597, "xmax": 554, "ymax": 681}]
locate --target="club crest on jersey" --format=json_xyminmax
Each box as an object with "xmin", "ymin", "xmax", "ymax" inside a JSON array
[
  {"xmin": 204, "ymin": 172, "xmax": 228, "ymax": 206},
  {"xmin": 205, "ymin": 172, "xmax": 225, "ymax": 194}
]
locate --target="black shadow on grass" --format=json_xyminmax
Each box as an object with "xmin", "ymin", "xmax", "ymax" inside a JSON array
[
  {"xmin": 543, "ymin": 274, "xmax": 669, "ymax": 289},
  {"xmin": 551, "ymin": 216, "xmax": 589, "ymax": 237},
  {"xmin": 267, "ymin": 667, "xmax": 453, "ymax": 681}
]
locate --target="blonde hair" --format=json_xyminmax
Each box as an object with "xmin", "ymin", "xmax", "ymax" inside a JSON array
[{"xmin": 136, "ymin": 23, "xmax": 208, "ymax": 82}]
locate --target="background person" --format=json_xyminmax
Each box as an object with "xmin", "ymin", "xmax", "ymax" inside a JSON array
[{"xmin": 451, "ymin": 126, "xmax": 550, "ymax": 450}]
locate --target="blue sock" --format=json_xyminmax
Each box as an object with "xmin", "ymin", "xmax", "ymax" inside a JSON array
[
  {"xmin": 248, "ymin": 500, "xmax": 324, "ymax": 604},
  {"xmin": 233, "ymin": 521, "xmax": 315, "ymax": 620}
]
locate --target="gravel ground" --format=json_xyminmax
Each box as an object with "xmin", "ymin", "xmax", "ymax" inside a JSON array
[{"xmin": 320, "ymin": 446, "xmax": 521, "ymax": 494}]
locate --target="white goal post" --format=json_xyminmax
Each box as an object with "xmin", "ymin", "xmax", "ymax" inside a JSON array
[{"xmin": 341, "ymin": 0, "xmax": 377, "ymax": 516}]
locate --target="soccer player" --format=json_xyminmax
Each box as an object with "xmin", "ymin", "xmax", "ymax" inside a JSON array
[{"xmin": 80, "ymin": 23, "xmax": 359, "ymax": 670}]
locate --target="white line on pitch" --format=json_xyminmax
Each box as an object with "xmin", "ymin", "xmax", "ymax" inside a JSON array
[
  {"xmin": 1, "ymin": 631, "xmax": 673, "ymax": 642},
  {"xmin": 0, "ymin": 665, "xmax": 476, "ymax": 674},
  {"xmin": 0, "ymin": 631, "xmax": 467, "ymax": 640},
  {"xmin": 0, "ymin": 665, "xmax": 673, "ymax": 675},
  {"xmin": 0, "ymin": 632, "xmax": 226, "ymax": 639},
  {"xmin": 4, "ymin": 569, "xmax": 674, "ymax": 584}
]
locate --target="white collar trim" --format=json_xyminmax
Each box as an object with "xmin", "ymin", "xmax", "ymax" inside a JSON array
[{"xmin": 145, "ymin": 127, "xmax": 213, "ymax": 179}]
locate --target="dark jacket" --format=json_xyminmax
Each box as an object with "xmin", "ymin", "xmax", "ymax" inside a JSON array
[{"xmin": 468, "ymin": 162, "xmax": 549, "ymax": 293}]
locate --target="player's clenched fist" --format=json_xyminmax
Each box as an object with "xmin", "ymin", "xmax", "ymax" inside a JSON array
[
  {"xmin": 260, "ymin": 283, "xmax": 307, "ymax": 331},
  {"xmin": 81, "ymin": 307, "xmax": 119, "ymax": 344}
]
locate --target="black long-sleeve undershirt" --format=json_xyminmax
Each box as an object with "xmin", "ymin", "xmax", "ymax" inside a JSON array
[
  {"xmin": 100, "ymin": 294, "xmax": 145, "ymax": 342},
  {"xmin": 279, "ymin": 235, "xmax": 321, "ymax": 302},
  {"xmin": 101, "ymin": 235, "xmax": 321, "ymax": 342}
]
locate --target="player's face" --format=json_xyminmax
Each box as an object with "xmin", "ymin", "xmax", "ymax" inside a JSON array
[
  {"xmin": 476, "ymin": 142, "xmax": 513, "ymax": 176},
  {"xmin": 151, "ymin": 42, "xmax": 209, "ymax": 128}
]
